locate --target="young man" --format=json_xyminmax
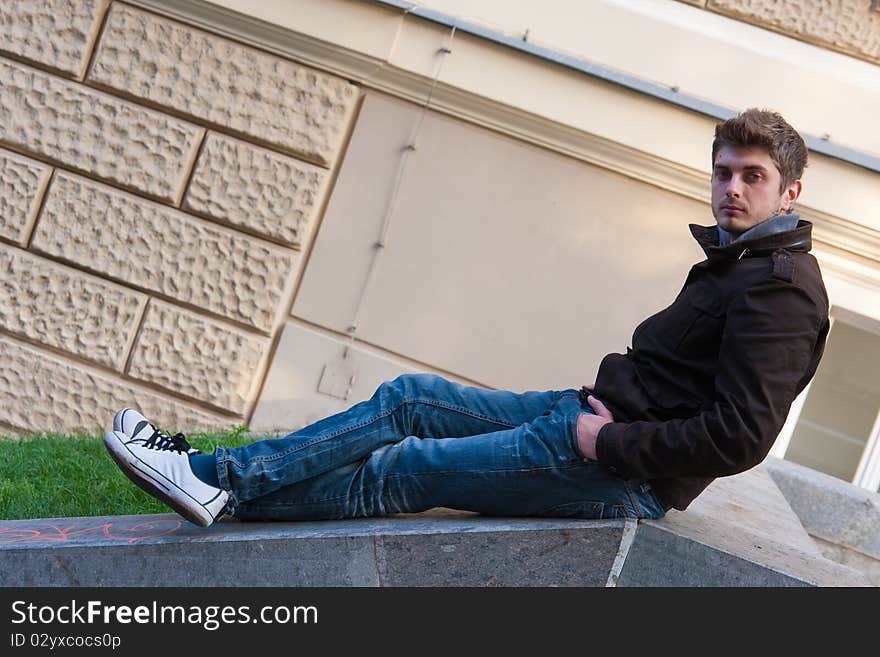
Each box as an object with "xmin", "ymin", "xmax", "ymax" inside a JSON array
[{"xmin": 104, "ymin": 109, "xmax": 829, "ymax": 528}]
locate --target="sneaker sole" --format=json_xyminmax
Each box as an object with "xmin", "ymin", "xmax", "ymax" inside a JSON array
[{"xmin": 103, "ymin": 432, "xmax": 223, "ymax": 528}]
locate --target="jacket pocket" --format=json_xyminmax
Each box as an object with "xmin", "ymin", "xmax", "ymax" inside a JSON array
[
  {"xmin": 677, "ymin": 282, "xmax": 725, "ymax": 358},
  {"xmin": 633, "ymin": 285, "xmax": 720, "ymax": 414},
  {"xmin": 684, "ymin": 281, "xmax": 723, "ymax": 318}
]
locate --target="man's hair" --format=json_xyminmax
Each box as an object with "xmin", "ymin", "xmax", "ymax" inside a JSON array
[{"xmin": 711, "ymin": 108, "xmax": 808, "ymax": 191}]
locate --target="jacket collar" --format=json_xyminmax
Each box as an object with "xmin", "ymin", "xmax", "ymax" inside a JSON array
[{"xmin": 689, "ymin": 218, "xmax": 813, "ymax": 259}]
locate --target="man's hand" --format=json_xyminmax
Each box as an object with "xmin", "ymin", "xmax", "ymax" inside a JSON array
[{"xmin": 576, "ymin": 395, "xmax": 614, "ymax": 461}]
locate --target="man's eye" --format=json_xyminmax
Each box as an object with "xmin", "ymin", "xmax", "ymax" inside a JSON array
[{"xmin": 746, "ymin": 173, "xmax": 763, "ymax": 182}]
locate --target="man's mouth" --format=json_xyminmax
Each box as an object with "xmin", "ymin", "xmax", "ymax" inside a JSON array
[{"xmin": 721, "ymin": 205, "xmax": 744, "ymax": 214}]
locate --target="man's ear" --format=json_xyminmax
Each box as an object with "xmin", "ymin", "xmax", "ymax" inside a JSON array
[{"xmin": 784, "ymin": 179, "xmax": 802, "ymax": 212}]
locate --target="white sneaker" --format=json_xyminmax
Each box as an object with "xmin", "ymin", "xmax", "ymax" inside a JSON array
[
  {"xmin": 114, "ymin": 408, "xmax": 202, "ymax": 455},
  {"xmin": 104, "ymin": 410, "xmax": 228, "ymax": 527}
]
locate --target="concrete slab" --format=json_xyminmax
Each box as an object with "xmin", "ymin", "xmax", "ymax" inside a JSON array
[
  {"xmin": 0, "ymin": 511, "xmax": 628, "ymax": 587},
  {"xmin": 811, "ymin": 535, "xmax": 880, "ymax": 586},
  {"xmin": 619, "ymin": 522, "xmax": 811, "ymax": 586},
  {"xmin": 763, "ymin": 456, "xmax": 880, "ymax": 559},
  {"xmin": 374, "ymin": 522, "xmax": 623, "ymax": 586},
  {"xmin": 0, "ymin": 514, "xmax": 378, "ymax": 586},
  {"xmin": 619, "ymin": 466, "xmax": 871, "ymax": 586},
  {"xmin": 682, "ymin": 463, "xmax": 822, "ymax": 557}
]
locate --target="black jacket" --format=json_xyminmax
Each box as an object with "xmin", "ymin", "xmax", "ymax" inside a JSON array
[{"xmin": 593, "ymin": 219, "xmax": 829, "ymax": 510}]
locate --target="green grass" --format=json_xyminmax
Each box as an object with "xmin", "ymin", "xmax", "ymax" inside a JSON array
[{"xmin": 0, "ymin": 427, "xmax": 254, "ymax": 520}]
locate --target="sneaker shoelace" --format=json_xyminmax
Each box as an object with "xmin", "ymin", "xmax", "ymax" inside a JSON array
[{"xmin": 138, "ymin": 426, "xmax": 201, "ymax": 455}]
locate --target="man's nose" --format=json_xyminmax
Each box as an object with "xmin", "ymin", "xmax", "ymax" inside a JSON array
[{"xmin": 725, "ymin": 176, "xmax": 743, "ymax": 198}]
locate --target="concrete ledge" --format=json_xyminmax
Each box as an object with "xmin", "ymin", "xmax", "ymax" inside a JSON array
[
  {"xmin": 0, "ymin": 512, "xmax": 627, "ymax": 587},
  {"xmin": 0, "ymin": 464, "xmax": 872, "ymax": 587}
]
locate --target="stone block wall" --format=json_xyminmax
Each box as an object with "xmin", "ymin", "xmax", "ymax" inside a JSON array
[
  {"xmin": 0, "ymin": 1, "xmax": 359, "ymax": 434},
  {"xmin": 678, "ymin": 0, "xmax": 880, "ymax": 65}
]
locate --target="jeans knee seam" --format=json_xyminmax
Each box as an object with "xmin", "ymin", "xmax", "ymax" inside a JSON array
[
  {"xmin": 399, "ymin": 397, "xmax": 520, "ymax": 429},
  {"xmin": 232, "ymin": 406, "xmax": 400, "ymax": 467},
  {"xmin": 235, "ymin": 397, "xmax": 522, "ymax": 468}
]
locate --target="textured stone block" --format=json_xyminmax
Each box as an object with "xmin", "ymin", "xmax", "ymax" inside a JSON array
[
  {"xmin": 0, "ymin": 244, "xmax": 145, "ymax": 370},
  {"xmin": 183, "ymin": 132, "xmax": 328, "ymax": 245},
  {"xmin": 0, "ymin": 148, "xmax": 51, "ymax": 244},
  {"xmin": 0, "ymin": 57, "xmax": 203, "ymax": 204},
  {"xmin": 88, "ymin": 4, "xmax": 359, "ymax": 166},
  {"xmin": 707, "ymin": 0, "xmax": 880, "ymax": 63},
  {"xmin": 0, "ymin": 335, "xmax": 233, "ymax": 434},
  {"xmin": 32, "ymin": 173, "xmax": 297, "ymax": 332},
  {"xmin": 0, "ymin": 0, "xmax": 110, "ymax": 78},
  {"xmin": 129, "ymin": 301, "xmax": 269, "ymax": 414}
]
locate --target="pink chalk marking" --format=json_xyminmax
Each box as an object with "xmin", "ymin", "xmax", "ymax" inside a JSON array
[{"xmin": 0, "ymin": 518, "xmax": 183, "ymax": 545}]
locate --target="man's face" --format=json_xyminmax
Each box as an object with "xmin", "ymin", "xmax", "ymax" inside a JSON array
[{"xmin": 711, "ymin": 144, "xmax": 802, "ymax": 238}]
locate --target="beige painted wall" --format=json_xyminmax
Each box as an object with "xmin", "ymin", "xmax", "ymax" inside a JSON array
[
  {"xmin": 253, "ymin": 90, "xmax": 708, "ymax": 430},
  {"xmin": 296, "ymin": 90, "xmax": 708, "ymax": 390}
]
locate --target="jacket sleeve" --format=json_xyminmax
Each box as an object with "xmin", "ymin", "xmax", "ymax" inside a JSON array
[{"xmin": 595, "ymin": 278, "xmax": 825, "ymax": 479}]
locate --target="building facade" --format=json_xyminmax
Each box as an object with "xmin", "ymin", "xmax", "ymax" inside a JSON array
[{"xmin": 0, "ymin": 0, "xmax": 878, "ymax": 494}]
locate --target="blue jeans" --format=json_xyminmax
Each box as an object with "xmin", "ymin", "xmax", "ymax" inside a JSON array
[{"xmin": 214, "ymin": 373, "xmax": 667, "ymax": 521}]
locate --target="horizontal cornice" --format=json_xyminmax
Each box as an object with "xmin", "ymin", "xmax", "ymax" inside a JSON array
[{"xmin": 130, "ymin": 0, "xmax": 880, "ymax": 265}]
